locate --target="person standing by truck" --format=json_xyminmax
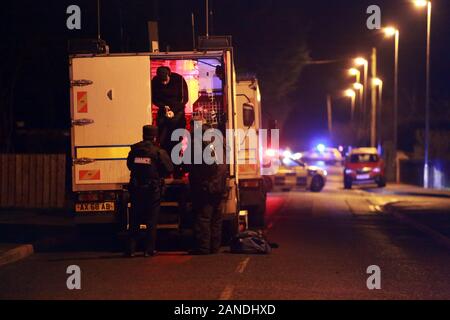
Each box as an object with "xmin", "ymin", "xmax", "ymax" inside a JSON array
[
  {"xmin": 126, "ymin": 125, "xmax": 174, "ymax": 257},
  {"xmin": 151, "ymin": 66, "xmax": 189, "ymax": 154},
  {"xmin": 187, "ymin": 124, "xmax": 228, "ymax": 254}
]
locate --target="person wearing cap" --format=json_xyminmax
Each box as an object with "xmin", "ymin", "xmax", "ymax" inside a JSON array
[
  {"xmin": 151, "ymin": 66, "xmax": 189, "ymax": 154},
  {"xmin": 126, "ymin": 125, "xmax": 174, "ymax": 257}
]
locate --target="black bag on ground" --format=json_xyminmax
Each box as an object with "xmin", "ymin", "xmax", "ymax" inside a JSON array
[{"xmin": 229, "ymin": 230, "xmax": 273, "ymax": 254}]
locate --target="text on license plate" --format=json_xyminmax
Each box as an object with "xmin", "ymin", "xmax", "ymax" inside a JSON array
[
  {"xmin": 75, "ymin": 202, "xmax": 115, "ymax": 212},
  {"xmin": 356, "ymin": 174, "xmax": 370, "ymax": 180}
]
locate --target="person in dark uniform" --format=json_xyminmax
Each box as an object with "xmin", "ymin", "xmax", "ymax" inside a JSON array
[
  {"xmin": 151, "ymin": 66, "xmax": 189, "ymax": 154},
  {"xmin": 126, "ymin": 125, "xmax": 173, "ymax": 257},
  {"xmin": 187, "ymin": 124, "xmax": 228, "ymax": 254}
]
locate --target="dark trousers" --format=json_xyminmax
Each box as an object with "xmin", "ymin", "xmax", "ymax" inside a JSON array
[
  {"xmin": 192, "ymin": 192, "xmax": 223, "ymax": 254},
  {"xmin": 157, "ymin": 110, "xmax": 186, "ymax": 156},
  {"xmin": 128, "ymin": 184, "xmax": 160, "ymax": 254}
]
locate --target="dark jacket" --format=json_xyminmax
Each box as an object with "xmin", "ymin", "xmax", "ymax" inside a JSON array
[
  {"xmin": 151, "ymin": 72, "xmax": 189, "ymax": 114},
  {"xmin": 127, "ymin": 140, "xmax": 174, "ymax": 186},
  {"xmin": 186, "ymin": 134, "xmax": 228, "ymax": 195}
]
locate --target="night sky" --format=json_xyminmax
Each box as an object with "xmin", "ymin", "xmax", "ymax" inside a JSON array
[{"xmin": 1, "ymin": 0, "xmax": 449, "ymax": 152}]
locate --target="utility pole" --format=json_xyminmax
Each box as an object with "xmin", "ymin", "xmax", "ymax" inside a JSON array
[
  {"xmin": 205, "ymin": 0, "xmax": 209, "ymax": 37},
  {"xmin": 191, "ymin": 13, "xmax": 196, "ymax": 49},
  {"xmin": 370, "ymin": 47, "xmax": 377, "ymax": 147},
  {"xmin": 97, "ymin": 0, "xmax": 101, "ymax": 40},
  {"xmin": 377, "ymin": 81, "xmax": 383, "ymax": 152},
  {"xmin": 424, "ymin": 1, "xmax": 432, "ymax": 188},
  {"xmin": 394, "ymin": 30, "xmax": 399, "ymax": 182},
  {"xmin": 327, "ymin": 94, "xmax": 333, "ymax": 139}
]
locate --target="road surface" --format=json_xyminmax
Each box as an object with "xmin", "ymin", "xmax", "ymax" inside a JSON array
[{"xmin": 1, "ymin": 165, "xmax": 450, "ymax": 299}]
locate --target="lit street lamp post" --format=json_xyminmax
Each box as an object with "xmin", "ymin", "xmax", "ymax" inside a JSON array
[
  {"xmin": 383, "ymin": 26, "xmax": 400, "ymax": 182},
  {"xmin": 354, "ymin": 57, "xmax": 369, "ymax": 116},
  {"xmin": 345, "ymin": 89, "xmax": 356, "ymax": 121},
  {"xmin": 372, "ymin": 78, "xmax": 383, "ymax": 152},
  {"xmin": 352, "ymin": 82, "xmax": 363, "ymax": 122},
  {"xmin": 348, "ymin": 68, "xmax": 361, "ymax": 84},
  {"xmin": 413, "ymin": 0, "xmax": 432, "ymax": 188}
]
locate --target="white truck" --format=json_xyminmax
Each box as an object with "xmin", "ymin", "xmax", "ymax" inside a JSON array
[
  {"xmin": 69, "ymin": 46, "xmax": 267, "ymax": 237},
  {"xmin": 235, "ymin": 76, "xmax": 267, "ymax": 227}
]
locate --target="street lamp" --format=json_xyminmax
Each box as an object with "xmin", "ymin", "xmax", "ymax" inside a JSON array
[
  {"xmin": 383, "ymin": 26, "xmax": 400, "ymax": 182},
  {"xmin": 413, "ymin": 0, "xmax": 432, "ymax": 188},
  {"xmin": 344, "ymin": 88, "xmax": 356, "ymax": 97},
  {"xmin": 372, "ymin": 78, "xmax": 383, "ymax": 87},
  {"xmin": 344, "ymin": 89, "xmax": 356, "ymax": 121},
  {"xmin": 352, "ymin": 82, "xmax": 364, "ymax": 122},
  {"xmin": 348, "ymin": 68, "xmax": 361, "ymax": 83},
  {"xmin": 413, "ymin": 0, "xmax": 428, "ymax": 7},
  {"xmin": 354, "ymin": 57, "xmax": 369, "ymax": 120},
  {"xmin": 355, "ymin": 57, "xmax": 368, "ymax": 66},
  {"xmin": 372, "ymin": 78, "xmax": 383, "ymax": 152},
  {"xmin": 353, "ymin": 82, "xmax": 363, "ymax": 90}
]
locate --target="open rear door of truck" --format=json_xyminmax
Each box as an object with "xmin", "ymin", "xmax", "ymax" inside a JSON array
[
  {"xmin": 70, "ymin": 55, "xmax": 151, "ymax": 191},
  {"xmin": 236, "ymin": 79, "xmax": 262, "ymax": 179}
]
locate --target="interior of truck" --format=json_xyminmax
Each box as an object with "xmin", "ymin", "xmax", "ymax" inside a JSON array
[
  {"xmin": 150, "ymin": 58, "xmax": 227, "ymax": 133},
  {"xmin": 149, "ymin": 57, "xmax": 230, "ymax": 228}
]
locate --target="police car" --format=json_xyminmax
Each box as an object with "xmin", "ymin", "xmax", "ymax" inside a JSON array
[
  {"xmin": 302, "ymin": 144, "xmax": 343, "ymax": 165},
  {"xmin": 271, "ymin": 155, "xmax": 327, "ymax": 192}
]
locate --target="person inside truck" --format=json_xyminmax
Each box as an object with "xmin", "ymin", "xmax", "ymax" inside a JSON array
[{"xmin": 151, "ymin": 66, "xmax": 189, "ymax": 157}]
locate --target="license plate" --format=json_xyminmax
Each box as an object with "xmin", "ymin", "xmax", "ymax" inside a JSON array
[
  {"xmin": 356, "ymin": 174, "xmax": 370, "ymax": 180},
  {"xmin": 75, "ymin": 202, "xmax": 115, "ymax": 213}
]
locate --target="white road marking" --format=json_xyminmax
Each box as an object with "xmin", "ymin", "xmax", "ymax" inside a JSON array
[
  {"xmin": 219, "ymin": 285, "xmax": 234, "ymax": 300},
  {"xmin": 235, "ymin": 257, "xmax": 250, "ymax": 273}
]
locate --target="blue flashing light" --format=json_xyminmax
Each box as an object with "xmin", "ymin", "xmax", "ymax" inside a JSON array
[{"xmin": 316, "ymin": 144, "xmax": 326, "ymax": 153}]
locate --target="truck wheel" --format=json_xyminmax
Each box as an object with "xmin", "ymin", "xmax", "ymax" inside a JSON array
[
  {"xmin": 248, "ymin": 205, "xmax": 266, "ymax": 230},
  {"xmin": 310, "ymin": 175, "xmax": 325, "ymax": 192},
  {"xmin": 377, "ymin": 177, "xmax": 386, "ymax": 188}
]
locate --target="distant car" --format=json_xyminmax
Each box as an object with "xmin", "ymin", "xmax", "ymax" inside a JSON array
[
  {"xmin": 302, "ymin": 146, "xmax": 343, "ymax": 165},
  {"xmin": 343, "ymin": 147, "xmax": 386, "ymax": 189},
  {"xmin": 271, "ymin": 157, "xmax": 327, "ymax": 192}
]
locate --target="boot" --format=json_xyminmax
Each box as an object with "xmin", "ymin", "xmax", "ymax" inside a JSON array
[{"xmin": 126, "ymin": 238, "xmax": 136, "ymax": 257}]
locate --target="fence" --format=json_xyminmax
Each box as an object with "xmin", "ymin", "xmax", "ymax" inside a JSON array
[
  {"xmin": 400, "ymin": 159, "xmax": 450, "ymax": 189},
  {"xmin": 0, "ymin": 154, "xmax": 66, "ymax": 209}
]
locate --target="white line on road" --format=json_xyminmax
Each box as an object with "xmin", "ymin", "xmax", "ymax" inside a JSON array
[
  {"xmin": 235, "ymin": 257, "xmax": 250, "ymax": 273},
  {"xmin": 219, "ymin": 285, "xmax": 234, "ymax": 300},
  {"xmin": 369, "ymin": 204, "xmax": 382, "ymax": 213}
]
